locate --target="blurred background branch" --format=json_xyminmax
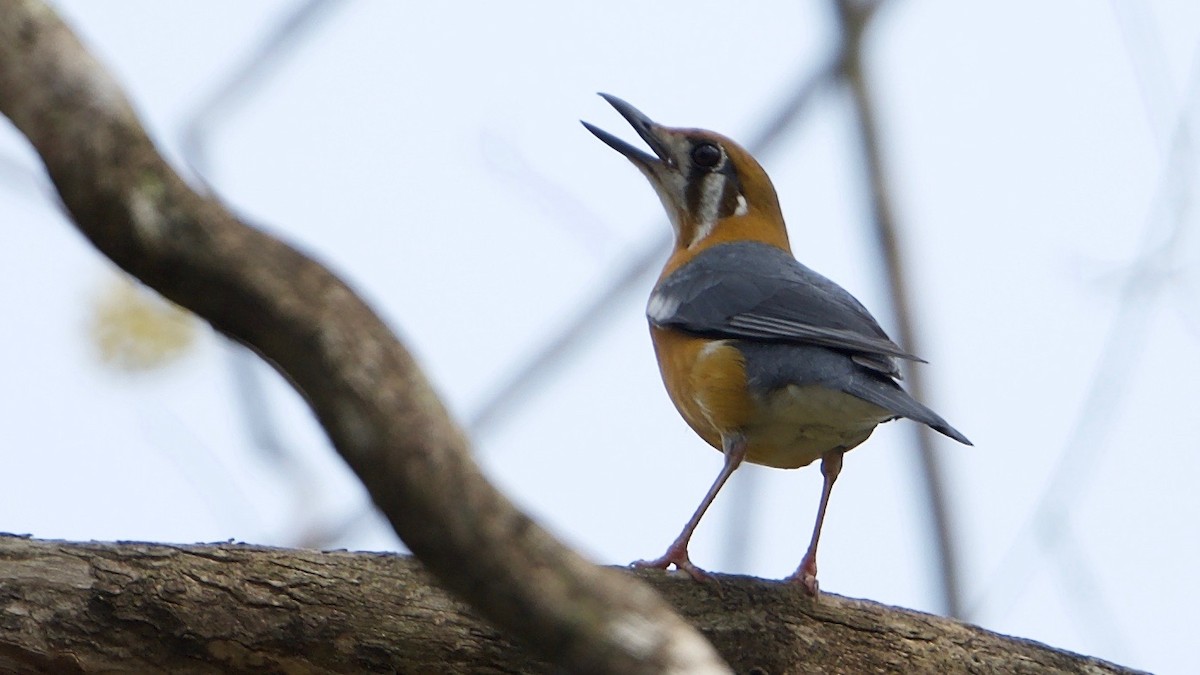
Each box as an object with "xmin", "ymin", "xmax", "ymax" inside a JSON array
[{"xmin": 832, "ymin": 0, "xmax": 963, "ymax": 618}]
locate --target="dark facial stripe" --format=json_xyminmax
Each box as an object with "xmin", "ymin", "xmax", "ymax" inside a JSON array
[
  {"xmin": 716, "ymin": 166, "xmax": 743, "ymax": 218},
  {"xmin": 686, "ymin": 167, "xmax": 742, "ymax": 223}
]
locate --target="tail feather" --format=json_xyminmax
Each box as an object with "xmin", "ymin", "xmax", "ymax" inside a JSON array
[{"xmin": 846, "ymin": 378, "xmax": 972, "ymax": 446}]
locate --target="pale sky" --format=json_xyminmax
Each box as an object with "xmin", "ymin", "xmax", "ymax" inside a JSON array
[{"xmin": 2, "ymin": 2, "xmax": 1198, "ymax": 673}]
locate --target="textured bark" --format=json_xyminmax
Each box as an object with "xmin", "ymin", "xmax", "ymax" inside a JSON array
[
  {"xmin": 0, "ymin": 1, "xmax": 722, "ymax": 672},
  {"xmin": 0, "ymin": 536, "xmax": 1143, "ymax": 674}
]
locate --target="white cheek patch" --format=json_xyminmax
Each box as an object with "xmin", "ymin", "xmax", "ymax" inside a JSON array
[
  {"xmin": 688, "ymin": 174, "xmax": 723, "ymax": 249},
  {"xmin": 734, "ymin": 194, "xmax": 748, "ymax": 217},
  {"xmin": 690, "ymin": 219, "xmax": 717, "ymax": 249}
]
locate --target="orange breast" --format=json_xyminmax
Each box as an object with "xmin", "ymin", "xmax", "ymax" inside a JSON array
[
  {"xmin": 650, "ymin": 326, "xmax": 889, "ymax": 469},
  {"xmin": 649, "ymin": 326, "xmax": 755, "ymax": 453}
]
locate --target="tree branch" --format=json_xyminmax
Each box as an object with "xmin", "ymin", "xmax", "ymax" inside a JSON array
[
  {"xmin": 0, "ymin": 1, "xmax": 724, "ymax": 672},
  {"xmin": 0, "ymin": 536, "xmax": 1144, "ymax": 674}
]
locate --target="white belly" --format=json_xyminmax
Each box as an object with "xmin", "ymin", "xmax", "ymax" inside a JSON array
[{"xmin": 743, "ymin": 384, "xmax": 893, "ymax": 469}]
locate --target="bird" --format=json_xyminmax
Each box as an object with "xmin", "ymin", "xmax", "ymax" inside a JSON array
[{"xmin": 582, "ymin": 93, "xmax": 971, "ymax": 595}]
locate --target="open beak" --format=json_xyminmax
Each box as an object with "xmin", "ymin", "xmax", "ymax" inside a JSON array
[{"xmin": 582, "ymin": 93, "xmax": 674, "ymax": 170}]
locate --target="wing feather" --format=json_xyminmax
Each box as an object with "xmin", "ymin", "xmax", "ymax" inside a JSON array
[{"xmin": 649, "ymin": 242, "xmax": 921, "ymax": 369}]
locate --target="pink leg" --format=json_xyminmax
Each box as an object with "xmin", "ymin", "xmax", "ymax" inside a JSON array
[
  {"xmin": 633, "ymin": 434, "xmax": 747, "ymax": 580},
  {"xmin": 786, "ymin": 449, "xmax": 844, "ymax": 595}
]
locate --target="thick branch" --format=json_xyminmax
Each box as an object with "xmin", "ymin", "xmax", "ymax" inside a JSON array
[
  {"xmin": 0, "ymin": 537, "xmax": 1144, "ymax": 674},
  {"xmin": 0, "ymin": 1, "xmax": 723, "ymax": 672}
]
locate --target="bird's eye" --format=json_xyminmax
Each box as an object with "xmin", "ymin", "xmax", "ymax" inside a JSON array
[{"xmin": 691, "ymin": 142, "xmax": 722, "ymax": 168}]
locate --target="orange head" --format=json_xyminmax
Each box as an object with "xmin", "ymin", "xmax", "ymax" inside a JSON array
[{"xmin": 583, "ymin": 93, "xmax": 790, "ymax": 269}]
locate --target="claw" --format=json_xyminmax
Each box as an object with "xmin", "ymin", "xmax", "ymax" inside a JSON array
[
  {"xmin": 631, "ymin": 552, "xmax": 712, "ymax": 582},
  {"xmin": 785, "ymin": 568, "xmax": 820, "ymax": 596},
  {"xmin": 786, "ymin": 552, "xmax": 820, "ymax": 596}
]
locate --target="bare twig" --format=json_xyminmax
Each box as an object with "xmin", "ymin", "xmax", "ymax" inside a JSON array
[
  {"xmin": 179, "ymin": 0, "xmax": 349, "ymax": 549},
  {"xmin": 970, "ymin": 24, "xmax": 1200, "ymax": 647},
  {"xmin": 832, "ymin": 0, "xmax": 964, "ymax": 618},
  {"xmin": 0, "ymin": 2, "xmax": 727, "ymax": 672},
  {"xmin": 180, "ymin": 0, "xmax": 344, "ymax": 180}
]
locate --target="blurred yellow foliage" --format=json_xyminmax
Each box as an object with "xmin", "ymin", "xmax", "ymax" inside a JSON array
[{"xmin": 90, "ymin": 275, "xmax": 197, "ymax": 371}]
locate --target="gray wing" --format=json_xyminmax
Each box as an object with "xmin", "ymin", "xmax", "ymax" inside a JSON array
[{"xmin": 648, "ymin": 241, "xmax": 921, "ymax": 376}]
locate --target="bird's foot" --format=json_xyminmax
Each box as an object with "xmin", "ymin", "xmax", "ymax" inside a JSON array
[
  {"xmin": 631, "ymin": 545, "xmax": 711, "ymax": 582},
  {"xmin": 785, "ymin": 570, "xmax": 820, "ymax": 595},
  {"xmin": 785, "ymin": 556, "xmax": 820, "ymax": 596}
]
